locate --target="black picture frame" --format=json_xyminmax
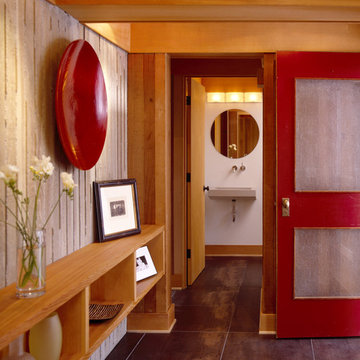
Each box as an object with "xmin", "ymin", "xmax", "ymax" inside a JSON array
[{"xmin": 93, "ymin": 179, "xmax": 141, "ymax": 242}]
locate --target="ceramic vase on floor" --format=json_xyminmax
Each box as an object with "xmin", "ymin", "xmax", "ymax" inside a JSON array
[{"xmin": 29, "ymin": 312, "xmax": 62, "ymax": 360}]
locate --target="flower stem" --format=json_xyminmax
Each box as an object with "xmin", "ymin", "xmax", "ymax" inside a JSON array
[
  {"xmin": 41, "ymin": 190, "xmax": 64, "ymax": 230},
  {"xmin": 0, "ymin": 198, "xmax": 18, "ymax": 222},
  {"xmin": 31, "ymin": 180, "xmax": 42, "ymax": 238}
]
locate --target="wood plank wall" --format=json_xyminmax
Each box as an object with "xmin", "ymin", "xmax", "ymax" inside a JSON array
[
  {"xmin": 262, "ymin": 54, "xmax": 276, "ymax": 315},
  {"xmin": 128, "ymin": 53, "xmax": 173, "ymax": 317},
  {"xmin": 0, "ymin": 0, "xmax": 127, "ymax": 358}
]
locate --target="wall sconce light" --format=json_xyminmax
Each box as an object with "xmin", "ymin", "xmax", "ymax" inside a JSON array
[
  {"xmin": 244, "ymin": 92, "xmax": 263, "ymax": 102},
  {"xmin": 207, "ymin": 92, "xmax": 226, "ymax": 103},
  {"xmin": 225, "ymin": 92, "xmax": 244, "ymax": 102},
  {"xmin": 207, "ymin": 92, "xmax": 262, "ymax": 103}
]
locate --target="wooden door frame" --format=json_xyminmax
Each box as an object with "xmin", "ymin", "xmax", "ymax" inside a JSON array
[{"xmin": 170, "ymin": 55, "xmax": 277, "ymax": 319}]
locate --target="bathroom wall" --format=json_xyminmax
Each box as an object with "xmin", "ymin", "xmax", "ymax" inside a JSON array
[
  {"xmin": 0, "ymin": 0, "xmax": 127, "ymax": 358},
  {"xmin": 205, "ymin": 102, "xmax": 263, "ymax": 246}
]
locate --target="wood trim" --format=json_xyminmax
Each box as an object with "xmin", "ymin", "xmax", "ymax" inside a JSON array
[
  {"xmin": 259, "ymin": 289, "xmax": 276, "ymax": 334},
  {"xmin": 262, "ymin": 53, "xmax": 277, "ymax": 315},
  {"xmin": 171, "ymin": 58, "xmax": 262, "ymax": 77},
  {"xmin": 201, "ymin": 77, "xmax": 260, "ymax": 93},
  {"xmin": 205, "ymin": 245, "xmax": 262, "ymax": 256}
]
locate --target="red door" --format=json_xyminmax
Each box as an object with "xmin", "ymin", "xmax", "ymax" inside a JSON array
[{"xmin": 277, "ymin": 51, "xmax": 360, "ymax": 338}]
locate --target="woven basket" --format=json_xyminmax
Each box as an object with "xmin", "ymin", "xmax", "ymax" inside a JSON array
[{"xmin": 89, "ymin": 303, "xmax": 124, "ymax": 321}]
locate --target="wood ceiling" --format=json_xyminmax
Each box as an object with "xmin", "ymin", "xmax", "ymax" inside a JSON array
[
  {"xmin": 47, "ymin": 1, "xmax": 360, "ymax": 53},
  {"xmin": 48, "ymin": 0, "xmax": 360, "ymax": 22}
]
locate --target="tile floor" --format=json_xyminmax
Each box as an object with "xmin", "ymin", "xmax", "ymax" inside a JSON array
[{"xmin": 106, "ymin": 256, "xmax": 360, "ymax": 360}]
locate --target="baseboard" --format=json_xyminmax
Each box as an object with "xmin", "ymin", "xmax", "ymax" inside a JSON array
[
  {"xmin": 128, "ymin": 319, "xmax": 177, "ymax": 334},
  {"xmin": 259, "ymin": 312, "xmax": 276, "ymax": 334},
  {"xmin": 205, "ymin": 245, "xmax": 262, "ymax": 257},
  {"xmin": 171, "ymin": 273, "xmax": 185, "ymax": 289},
  {"xmin": 259, "ymin": 288, "xmax": 276, "ymax": 334},
  {"xmin": 127, "ymin": 303, "xmax": 176, "ymax": 333}
]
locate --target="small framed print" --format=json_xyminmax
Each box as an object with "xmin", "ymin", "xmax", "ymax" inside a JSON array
[
  {"xmin": 136, "ymin": 246, "xmax": 157, "ymax": 281},
  {"xmin": 93, "ymin": 179, "xmax": 141, "ymax": 242}
]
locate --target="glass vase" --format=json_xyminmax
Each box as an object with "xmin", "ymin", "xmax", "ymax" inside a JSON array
[{"xmin": 16, "ymin": 230, "xmax": 46, "ymax": 298}]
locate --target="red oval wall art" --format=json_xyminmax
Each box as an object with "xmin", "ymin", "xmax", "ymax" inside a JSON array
[{"xmin": 55, "ymin": 40, "xmax": 107, "ymax": 170}]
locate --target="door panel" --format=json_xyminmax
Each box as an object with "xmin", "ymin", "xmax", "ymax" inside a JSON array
[
  {"xmin": 295, "ymin": 79, "xmax": 360, "ymax": 191},
  {"xmin": 294, "ymin": 228, "xmax": 360, "ymax": 299},
  {"xmin": 188, "ymin": 78, "xmax": 206, "ymax": 285},
  {"xmin": 277, "ymin": 52, "xmax": 360, "ymax": 338}
]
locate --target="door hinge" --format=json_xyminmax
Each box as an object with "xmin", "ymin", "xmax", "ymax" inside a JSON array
[
  {"xmin": 186, "ymin": 96, "xmax": 191, "ymax": 105},
  {"xmin": 186, "ymin": 173, "xmax": 191, "ymax": 183},
  {"xmin": 187, "ymin": 249, "xmax": 191, "ymax": 259}
]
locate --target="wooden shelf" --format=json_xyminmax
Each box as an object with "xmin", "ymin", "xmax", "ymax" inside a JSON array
[
  {"xmin": 88, "ymin": 300, "xmax": 133, "ymax": 355},
  {"xmin": 0, "ymin": 224, "xmax": 166, "ymax": 359},
  {"xmin": 136, "ymin": 272, "xmax": 164, "ymax": 301}
]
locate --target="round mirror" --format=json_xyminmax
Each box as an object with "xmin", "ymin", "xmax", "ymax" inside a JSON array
[{"xmin": 210, "ymin": 109, "xmax": 259, "ymax": 158}]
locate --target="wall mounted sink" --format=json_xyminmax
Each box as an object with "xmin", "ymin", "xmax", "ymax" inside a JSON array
[{"xmin": 208, "ymin": 187, "xmax": 256, "ymax": 199}]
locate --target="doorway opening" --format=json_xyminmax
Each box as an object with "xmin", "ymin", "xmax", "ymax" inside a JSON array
[
  {"xmin": 170, "ymin": 56, "xmax": 276, "ymax": 315},
  {"xmin": 185, "ymin": 76, "xmax": 264, "ymax": 286}
]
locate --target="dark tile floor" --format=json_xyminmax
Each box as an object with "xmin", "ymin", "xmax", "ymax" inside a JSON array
[{"xmin": 106, "ymin": 256, "xmax": 360, "ymax": 360}]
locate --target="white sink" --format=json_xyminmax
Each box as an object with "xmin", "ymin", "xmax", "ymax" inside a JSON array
[{"xmin": 208, "ymin": 187, "xmax": 256, "ymax": 199}]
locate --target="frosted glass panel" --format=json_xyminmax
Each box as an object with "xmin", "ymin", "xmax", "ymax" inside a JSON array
[
  {"xmin": 295, "ymin": 79, "xmax": 360, "ymax": 191},
  {"xmin": 295, "ymin": 229, "xmax": 360, "ymax": 298}
]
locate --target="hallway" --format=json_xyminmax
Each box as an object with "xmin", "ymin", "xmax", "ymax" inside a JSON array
[{"xmin": 106, "ymin": 256, "xmax": 360, "ymax": 359}]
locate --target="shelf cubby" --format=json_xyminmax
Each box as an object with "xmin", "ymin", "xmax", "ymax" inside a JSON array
[{"xmin": 0, "ymin": 225, "xmax": 167, "ymax": 359}]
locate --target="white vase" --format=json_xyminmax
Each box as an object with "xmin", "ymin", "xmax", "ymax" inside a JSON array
[{"xmin": 29, "ymin": 312, "xmax": 62, "ymax": 360}]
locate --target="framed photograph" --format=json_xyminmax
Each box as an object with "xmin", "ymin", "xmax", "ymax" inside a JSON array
[
  {"xmin": 93, "ymin": 179, "xmax": 141, "ymax": 242},
  {"xmin": 136, "ymin": 246, "xmax": 157, "ymax": 281}
]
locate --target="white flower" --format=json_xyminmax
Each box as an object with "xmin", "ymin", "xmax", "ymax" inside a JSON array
[
  {"xmin": 61, "ymin": 172, "xmax": 76, "ymax": 197},
  {"xmin": 30, "ymin": 155, "xmax": 54, "ymax": 180},
  {"xmin": 0, "ymin": 164, "xmax": 19, "ymax": 184}
]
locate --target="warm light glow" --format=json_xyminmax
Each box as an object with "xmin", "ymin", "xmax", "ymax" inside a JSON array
[
  {"xmin": 207, "ymin": 91, "xmax": 262, "ymax": 103},
  {"xmin": 244, "ymin": 92, "xmax": 262, "ymax": 102},
  {"xmin": 207, "ymin": 92, "xmax": 225, "ymax": 103},
  {"xmin": 225, "ymin": 92, "xmax": 244, "ymax": 102}
]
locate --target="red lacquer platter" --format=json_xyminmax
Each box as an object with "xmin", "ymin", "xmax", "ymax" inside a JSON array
[{"xmin": 55, "ymin": 40, "xmax": 107, "ymax": 170}]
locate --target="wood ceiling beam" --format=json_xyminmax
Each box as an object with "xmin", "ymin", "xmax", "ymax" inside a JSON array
[
  {"xmin": 129, "ymin": 22, "xmax": 360, "ymax": 53},
  {"xmin": 83, "ymin": 21, "xmax": 360, "ymax": 53},
  {"xmin": 48, "ymin": 2, "xmax": 360, "ymax": 23}
]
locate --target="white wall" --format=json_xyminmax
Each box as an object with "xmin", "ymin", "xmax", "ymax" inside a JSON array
[{"xmin": 205, "ymin": 103, "xmax": 263, "ymax": 246}]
